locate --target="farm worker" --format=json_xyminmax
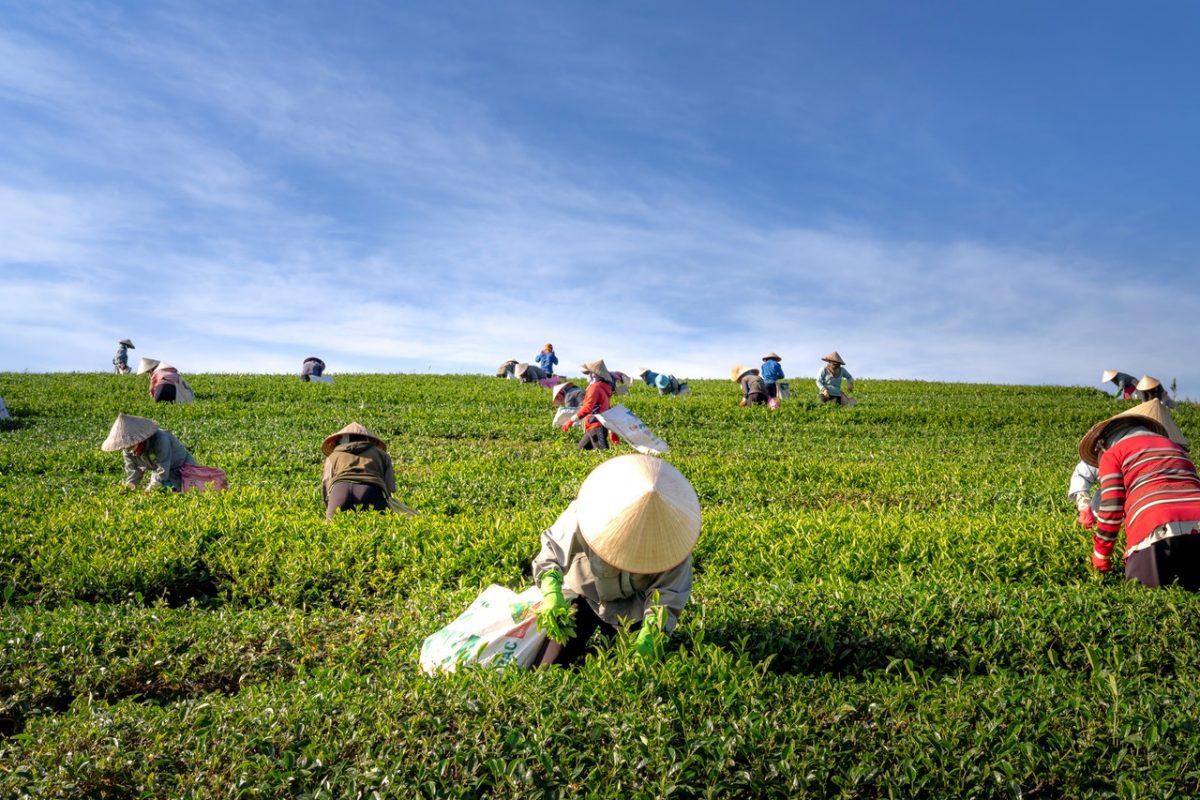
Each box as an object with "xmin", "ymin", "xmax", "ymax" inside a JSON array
[
  {"xmin": 1079, "ymin": 399, "xmax": 1200, "ymax": 587},
  {"xmin": 1137, "ymin": 376, "xmax": 1177, "ymax": 409},
  {"xmin": 146, "ymin": 362, "xmax": 193, "ymax": 403},
  {"xmin": 611, "ymin": 370, "xmax": 633, "ymax": 395},
  {"xmin": 532, "ymin": 454, "xmax": 701, "ymax": 666},
  {"xmin": 563, "ymin": 359, "xmax": 618, "ymax": 450},
  {"xmin": 100, "ymin": 413, "xmax": 196, "ymax": 494},
  {"xmin": 112, "ymin": 339, "xmax": 135, "ymax": 374},
  {"xmin": 760, "ymin": 352, "xmax": 785, "ymax": 399},
  {"xmin": 320, "ymin": 422, "xmax": 412, "ymax": 520},
  {"xmin": 637, "ymin": 368, "xmax": 685, "ymax": 396},
  {"xmin": 552, "ymin": 381, "xmax": 585, "ymax": 410},
  {"xmin": 1101, "ymin": 369, "xmax": 1137, "ymax": 400},
  {"xmin": 732, "ymin": 364, "xmax": 768, "ymax": 406},
  {"xmin": 300, "ymin": 356, "xmax": 326, "ymax": 382},
  {"xmin": 514, "ymin": 362, "xmax": 547, "ymax": 383},
  {"xmin": 0, "ymin": 396, "xmax": 8, "ymax": 419},
  {"xmin": 535, "ymin": 343, "xmax": 559, "ymax": 376},
  {"xmin": 496, "ymin": 359, "xmax": 519, "ymax": 379},
  {"xmin": 1067, "ymin": 460, "xmax": 1101, "ymax": 529},
  {"xmin": 817, "ymin": 351, "xmax": 854, "ymax": 405}
]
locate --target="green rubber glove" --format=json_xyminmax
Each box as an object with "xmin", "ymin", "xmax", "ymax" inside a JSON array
[
  {"xmin": 635, "ymin": 604, "xmax": 667, "ymax": 657},
  {"xmin": 537, "ymin": 571, "xmax": 576, "ymax": 645},
  {"xmin": 634, "ymin": 625, "xmax": 662, "ymax": 657}
]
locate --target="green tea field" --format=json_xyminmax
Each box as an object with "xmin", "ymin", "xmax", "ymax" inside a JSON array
[{"xmin": 3, "ymin": 372, "xmax": 1199, "ymax": 798}]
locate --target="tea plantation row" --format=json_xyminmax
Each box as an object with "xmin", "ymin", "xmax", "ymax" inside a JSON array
[{"xmin": 1, "ymin": 372, "xmax": 1198, "ymax": 798}]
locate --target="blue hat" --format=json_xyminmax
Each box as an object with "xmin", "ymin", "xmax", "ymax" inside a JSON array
[{"xmin": 654, "ymin": 373, "xmax": 671, "ymax": 389}]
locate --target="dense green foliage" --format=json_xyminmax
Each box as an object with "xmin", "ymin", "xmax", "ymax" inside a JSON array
[{"xmin": 2, "ymin": 372, "xmax": 1199, "ymax": 798}]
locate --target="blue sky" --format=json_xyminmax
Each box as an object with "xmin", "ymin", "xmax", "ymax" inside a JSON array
[{"xmin": 2, "ymin": 2, "xmax": 1198, "ymax": 395}]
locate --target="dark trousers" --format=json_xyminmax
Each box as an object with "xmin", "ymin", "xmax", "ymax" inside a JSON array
[
  {"xmin": 744, "ymin": 392, "xmax": 767, "ymax": 406},
  {"xmin": 765, "ymin": 383, "xmax": 778, "ymax": 399},
  {"xmin": 535, "ymin": 600, "xmax": 620, "ymax": 667},
  {"xmin": 152, "ymin": 384, "xmax": 177, "ymax": 402},
  {"xmin": 579, "ymin": 427, "xmax": 609, "ymax": 450},
  {"xmin": 1125, "ymin": 535, "xmax": 1200, "ymax": 590},
  {"xmin": 325, "ymin": 482, "xmax": 388, "ymax": 520}
]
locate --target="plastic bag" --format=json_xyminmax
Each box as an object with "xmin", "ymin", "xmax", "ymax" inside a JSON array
[
  {"xmin": 777, "ymin": 381, "xmax": 790, "ymax": 399},
  {"xmin": 594, "ymin": 404, "xmax": 669, "ymax": 455},
  {"xmin": 179, "ymin": 464, "xmax": 228, "ymax": 493},
  {"xmin": 420, "ymin": 584, "xmax": 551, "ymax": 673}
]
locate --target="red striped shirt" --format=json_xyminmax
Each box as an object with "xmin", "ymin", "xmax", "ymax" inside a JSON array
[{"xmin": 1094, "ymin": 432, "xmax": 1200, "ymax": 558}]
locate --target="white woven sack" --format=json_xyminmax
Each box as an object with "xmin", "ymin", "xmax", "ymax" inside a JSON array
[
  {"xmin": 594, "ymin": 404, "xmax": 670, "ymax": 455},
  {"xmin": 420, "ymin": 584, "xmax": 549, "ymax": 674},
  {"xmin": 552, "ymin": 407, "xmax": 579, "ymax": 429}
]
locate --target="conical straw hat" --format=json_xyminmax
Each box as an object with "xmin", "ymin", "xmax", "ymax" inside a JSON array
[
  {"xmin": 1136, "ymin": 375, "xmax": 1161, "ymax": 392},
  {"xmin": 575, "ymin": 454, "xmax": 701, "ymax": 574},
  {"xmin": 580, "ymin": 359, "xmax": 613, "ymax": 384},
  {"xmin": 821, "ymin": 351, "xmax": 845, "ymax": 365},
  {"xmin": 1101, "ymin": 369, "xmax": 1118, "ymax": 383},
  {"xmin": 321, "ymin": 422, "xmax": 387, "ymax": 456},
  {"xmin": 730, "ymin": 364, "xmax": 758, "ymax": 383},
  {"xmin": 762, "ymin": 352, "xmax": 782, "ymax": 361},
  {"xmin": 100, "ymin": 414, "xmax": 159, "ymax": 451},
  {"xmin": 136, "ymin": 357, "xmax": 161, "ymax": 375},
  {"xmin": 1078, "ymin": 399, "xmax": 1188, "ymax": 467},
  {"xmin": 118, "ymin": 339, "xmax": 135, "ymax": 348},
  {"xmin": 552, "ymin": 382, "xmax": 575, "ymax": 402}
]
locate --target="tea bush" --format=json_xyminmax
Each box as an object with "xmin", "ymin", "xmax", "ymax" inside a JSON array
[{"xmin": 2, "ymin": 372, "xmax": 1199, "ymax": 797}]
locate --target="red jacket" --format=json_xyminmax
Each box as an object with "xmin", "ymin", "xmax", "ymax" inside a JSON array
[
  {"xmin": 576, "ymin": 381, "xmax": 613, "ymax": 431},
  {"xmin": 1094, "ymin": 432, "xmax": 1200, "ymax": 559}
]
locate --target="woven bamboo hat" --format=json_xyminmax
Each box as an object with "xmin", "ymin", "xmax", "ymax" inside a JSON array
[
  {"xmin": 821, "ymin": 351, "xmax": 845, "ymax": 365},
  {"xmin": 1101, "ymin": 369, "xmax": 1119, "ymax": 383},
  {"xmin": 637, "ymin": 367, "xmax": 651, "ymax": 377},
  {"xmin": 580, "ymin": 359, "xmax": 613, "ymax": 384},
  {"xmin": 762, "ymin": 352, "xmax": 782, "ymax": 361},
  {"xmin": 118, "ymin": 339, "xmax": 135, "ymax": 348},
  {"xmin": 575, "ymin": 454, "xmax": 701, "ymax": 574},
  {"xmin": 321, "ymin": 422, "xmax": 387, "ymax": 456},
  {"xmin": 1136, "ymin": 375, "xmax": 1161, "ymax": 392},
  {"xmin": 1078, "ymin": 399, "xmax": 1188, "ymax": 466},
  {"xmin": 136, "ymin": 357, "xmax": 161, "ymax": 375},
  {"xmin": 100, "ymin": 414, "xmax": 159, "ymax": 451},
  {"xmin": 552, "ymin": 382, "xmax": 576, "ymax": 403},
  {"xmin": 730, "ymin": 364, "xmax": 758, "ymax": 383},
  {"xmin": 514, "ymin": 362, "xmax": 531, "ymax": 379}
]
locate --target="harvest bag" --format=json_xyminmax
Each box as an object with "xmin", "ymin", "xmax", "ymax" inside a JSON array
[
  {"xmin": 179, "ymin": 464, "xmax": 228, "ymax": 493},
  {"xmin": 552, "ymin": 407, "xmax": 579, "ymax": 429},
  {"xmin": 176, "ymin": 378, "xmax": 196, "ymax": 404},
  {"xmin": 420, "ymin": 584, "xmax": 552, "ymax": 674},
  {"xmin": 777, "ymin": 381, "xmax": 790, "ymax": 399},
  {"xmin": 594, "ymin": 404, "xmax": 670, "ymax": 455}
]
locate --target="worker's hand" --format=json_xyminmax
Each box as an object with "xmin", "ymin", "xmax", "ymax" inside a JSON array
[
  {"xmin": 1091, "ymin": 552, "xmax": 1112, "ymax": 573},
  {"xmin": 819, "ymin": 389, "xmax": 830, "ymax": 399},
  {"xmin": 609, "ymin": 432, "xmax": 620, "ymax": 446},
  {"xmin": 122, "ymin": 482, "xmax": 138, "ymax": 491},
  {"xmin": 1076, "ymin": 507, "xmax": 1096, "ymax": 529},
  {"xmin": 634, "ymin": 625, "xmax": 662, "ymax": 658},
  {"xmin": 537, "ymin": 571, "xmax": 576, "ymax": 644},
  {"xmin": 561, "ymin": 420, "xmax": 574, "ymax": 432}
]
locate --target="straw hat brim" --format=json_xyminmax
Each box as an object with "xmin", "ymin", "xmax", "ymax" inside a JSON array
[
  {"xmin": 1136, "ymin": 376, "xmax": 1161, "ymax": 392},
  {"xmin": 821, "ymin": 351, "xmax": 845, "ymax": 365},
  {"xmin": 1078, "ymin": 399, "xmax": 1186, "ymax": 466},
  {"xmin": 1101, "ymin": 370, "xmax": 1118, "ymax": 383},
  {"xmin": 575, "ymin": 454, "xmax": 701, "ymax": 574},
  {"xmin": 762, "ymin": 352, "xmax": 782, "ymax": 361},
  {"xmin": 321, "ymin": 422, "xmax": 387, "ymax": 456},
  {"xmin": 581, "ymin": 360, "xmax": 613, "ymax": 384},
  {"xmin": 119, "ymin": 339, "xmax": 135, "ymax": 348},
  {"xmin": 100, "ymin": 414, "xmax": 159, "ymax": 451},
  {"xmin": 136, "ymin": 357, "xmax": 161, "ymax": 375}
]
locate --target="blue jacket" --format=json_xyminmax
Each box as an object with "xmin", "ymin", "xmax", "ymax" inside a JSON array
[
  {"xmin": 760, "ymin": 360, "xmax": 784, "ymax": 384},
  {"xmin": 535, "ymin": 351, "xmax": 558, "ymax": 375}
]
